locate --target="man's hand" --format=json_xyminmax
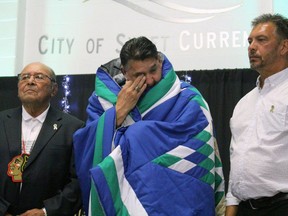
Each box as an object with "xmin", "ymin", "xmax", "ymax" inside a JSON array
[
  {"xmin": 116, "ymin": 75, "xmax": 146, "ymax": 126},
  {"xmin": 19, "ymin": 208, "xmax": 45, "ymax": 216}
]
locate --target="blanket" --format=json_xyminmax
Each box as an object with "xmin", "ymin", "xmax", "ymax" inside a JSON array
[{"xmin": 73, "ymin": 55, "xmax": 225, "ymax": 216}]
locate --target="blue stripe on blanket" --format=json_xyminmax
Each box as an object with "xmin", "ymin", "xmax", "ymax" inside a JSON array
[{"xmin": 91, "ymin": 166, "xmax": 116, "ymax": 216}]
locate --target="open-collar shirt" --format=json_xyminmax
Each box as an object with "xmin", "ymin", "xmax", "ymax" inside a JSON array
[
  {"xmin": 226, "ymin": 68, "xmax": 288, "ymax": 205},
  {"xmin": 21, "ymin": 106, "xmax": 49, "ymax": 154}
]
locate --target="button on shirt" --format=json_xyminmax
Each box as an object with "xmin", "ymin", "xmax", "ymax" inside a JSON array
[
  {"xmin": 22, "ymin": 106, "xmax": 49, "ymax": 154},
  {"xmin": 226, "ymin": 68, "xmax": 288, "ymax": 206}
]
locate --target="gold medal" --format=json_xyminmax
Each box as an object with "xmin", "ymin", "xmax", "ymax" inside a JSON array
[{"xmin": 7, "ymin": 154, "xmax": 29, "ymax": 182}]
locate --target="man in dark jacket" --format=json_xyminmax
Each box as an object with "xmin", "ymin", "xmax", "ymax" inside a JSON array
[{"xmin": 0, "ymin": 62, "xmax": 83, "ymax": 216}]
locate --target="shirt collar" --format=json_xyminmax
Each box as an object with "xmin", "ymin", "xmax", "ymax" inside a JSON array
[
  {"xmin": 256, "ymin": 67, "xmax": 288, "ymax": 90},
  {"xmin": 22, "ymin": 105, "xmax": 50, "ymax": 123}
]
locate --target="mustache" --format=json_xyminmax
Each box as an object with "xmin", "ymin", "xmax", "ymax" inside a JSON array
[{"xmin": 249, "ymin": 54, "xmax": 260, "ymax": 58}]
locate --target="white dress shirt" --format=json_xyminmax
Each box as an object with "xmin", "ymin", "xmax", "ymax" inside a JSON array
[
  {"xmin": 22, "ymin": 106, "xmax": 49, "ymax": 154},
  {"xmin": 226, "ymin": 68, "xmax": 288, "ymax": 206}
]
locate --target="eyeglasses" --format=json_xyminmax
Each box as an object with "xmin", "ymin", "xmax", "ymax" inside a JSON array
[{"xmin": 18, "ymin": 73, "xmax": 56, "ymax": 83}]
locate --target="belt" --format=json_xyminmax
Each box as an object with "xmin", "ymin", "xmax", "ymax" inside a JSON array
[{"xmin": 241, "ymin": 193, "xmax": 288, "ymax": 210}]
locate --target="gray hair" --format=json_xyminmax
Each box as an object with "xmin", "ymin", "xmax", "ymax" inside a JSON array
[{"xmin": 251, "ymin": 13, "xmax": 288, "ymax": 40}]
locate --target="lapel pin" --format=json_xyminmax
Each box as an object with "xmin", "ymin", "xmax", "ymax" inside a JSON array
[
  {"xmin": 270, "ymin": 105, "xmax": 274, "ymax": 113},
  {"xmin": 53, "ymin": 124, "xmax": 58, "ymax": 130}
]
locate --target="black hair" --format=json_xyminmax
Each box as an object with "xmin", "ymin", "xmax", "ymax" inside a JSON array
[{"xmin": 120, "ymin": 36, "xmax": 158, "ymax": 69}]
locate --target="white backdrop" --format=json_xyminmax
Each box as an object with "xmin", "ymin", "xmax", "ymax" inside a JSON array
[{"xmin": 1, "ymin": 0, "xmax": 288, "ymax": 76}]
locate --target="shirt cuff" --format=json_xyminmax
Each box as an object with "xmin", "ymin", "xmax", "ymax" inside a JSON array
[
  {"xmin": 42, "ymin": 207, "xmax": 47, "ymax": 216},
  {"xmin": 226, "ymin": 191, "xmax": 241, "ymax": 206}
]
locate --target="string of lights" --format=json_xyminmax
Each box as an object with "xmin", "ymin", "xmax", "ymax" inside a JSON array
[
  {"xmin": 180, "ymin": 71, "xmax": 192, "ymax": 83},
  {"xmin": 61, "ymin": 75, "xmax": 70, "ymax": 113}
]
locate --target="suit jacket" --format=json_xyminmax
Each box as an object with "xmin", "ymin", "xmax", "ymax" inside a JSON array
[{"xmin": 0, "ymin": 107, "xmax": 84, "ymax": 216}]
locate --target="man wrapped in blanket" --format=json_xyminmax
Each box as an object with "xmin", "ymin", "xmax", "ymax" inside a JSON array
[{"xmin": 73, "ymin": 36, "xmax": 225, "ymax": 216}]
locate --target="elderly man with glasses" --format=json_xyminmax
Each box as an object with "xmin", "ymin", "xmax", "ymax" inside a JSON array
[{"xmin": 0, "ymin": 62, "xmax": 84, "ymax": 216}]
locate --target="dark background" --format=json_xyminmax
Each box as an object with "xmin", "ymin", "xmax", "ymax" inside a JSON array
[{"xmin": 0, "ymin": 68, "xmax": 259, "ymax": 191}]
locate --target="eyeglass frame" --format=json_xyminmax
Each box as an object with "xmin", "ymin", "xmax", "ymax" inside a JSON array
[{"xmin": 17, "ymin": 73, "xmax": 56, "ymax": 83}]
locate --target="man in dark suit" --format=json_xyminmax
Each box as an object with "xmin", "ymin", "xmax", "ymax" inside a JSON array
[{"xmin": 0, "ymin": 62, "xmax": 84, "ymax": 216}]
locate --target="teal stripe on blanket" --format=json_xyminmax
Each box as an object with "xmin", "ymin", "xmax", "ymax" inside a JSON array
[
  {"xmin": 91, "ymin": 183, "xmax": 105, "ymax": 216},
  {"xmin": 91, "ymin": 113, "xmax": 107, "ymax": 216},
  {"xmin": 152, "ymin": 154, "xmax": 182, "ymax": 167},
  {"xmin": 98, "ymin": 156, "xmax": 130, "ymax": 216},
  {"xmin": 93, "ymin": 113, "xmax": 105, "ymax": 166},
  {"xmin": 95, "ymin": 77, "xmax": 117, "ymax": 105}
]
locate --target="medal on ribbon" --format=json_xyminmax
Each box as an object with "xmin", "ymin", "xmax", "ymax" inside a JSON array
[{"xmin": 7, "ymin": 153, "xmax": 29, "ymax": 182}]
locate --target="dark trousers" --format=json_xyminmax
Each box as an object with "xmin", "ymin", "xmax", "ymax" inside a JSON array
[{"xmin": 237, "ymin": 199, "xmax": 288, "ymax": 216}]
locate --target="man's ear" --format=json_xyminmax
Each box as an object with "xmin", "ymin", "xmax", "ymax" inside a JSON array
[
  {"xmin": 51, "ymin": 83, "xmax": 58, "ymax": 97},
  {"xmin": 280, "ymin": 39, "xmax": 288, "ymax": 55}
]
